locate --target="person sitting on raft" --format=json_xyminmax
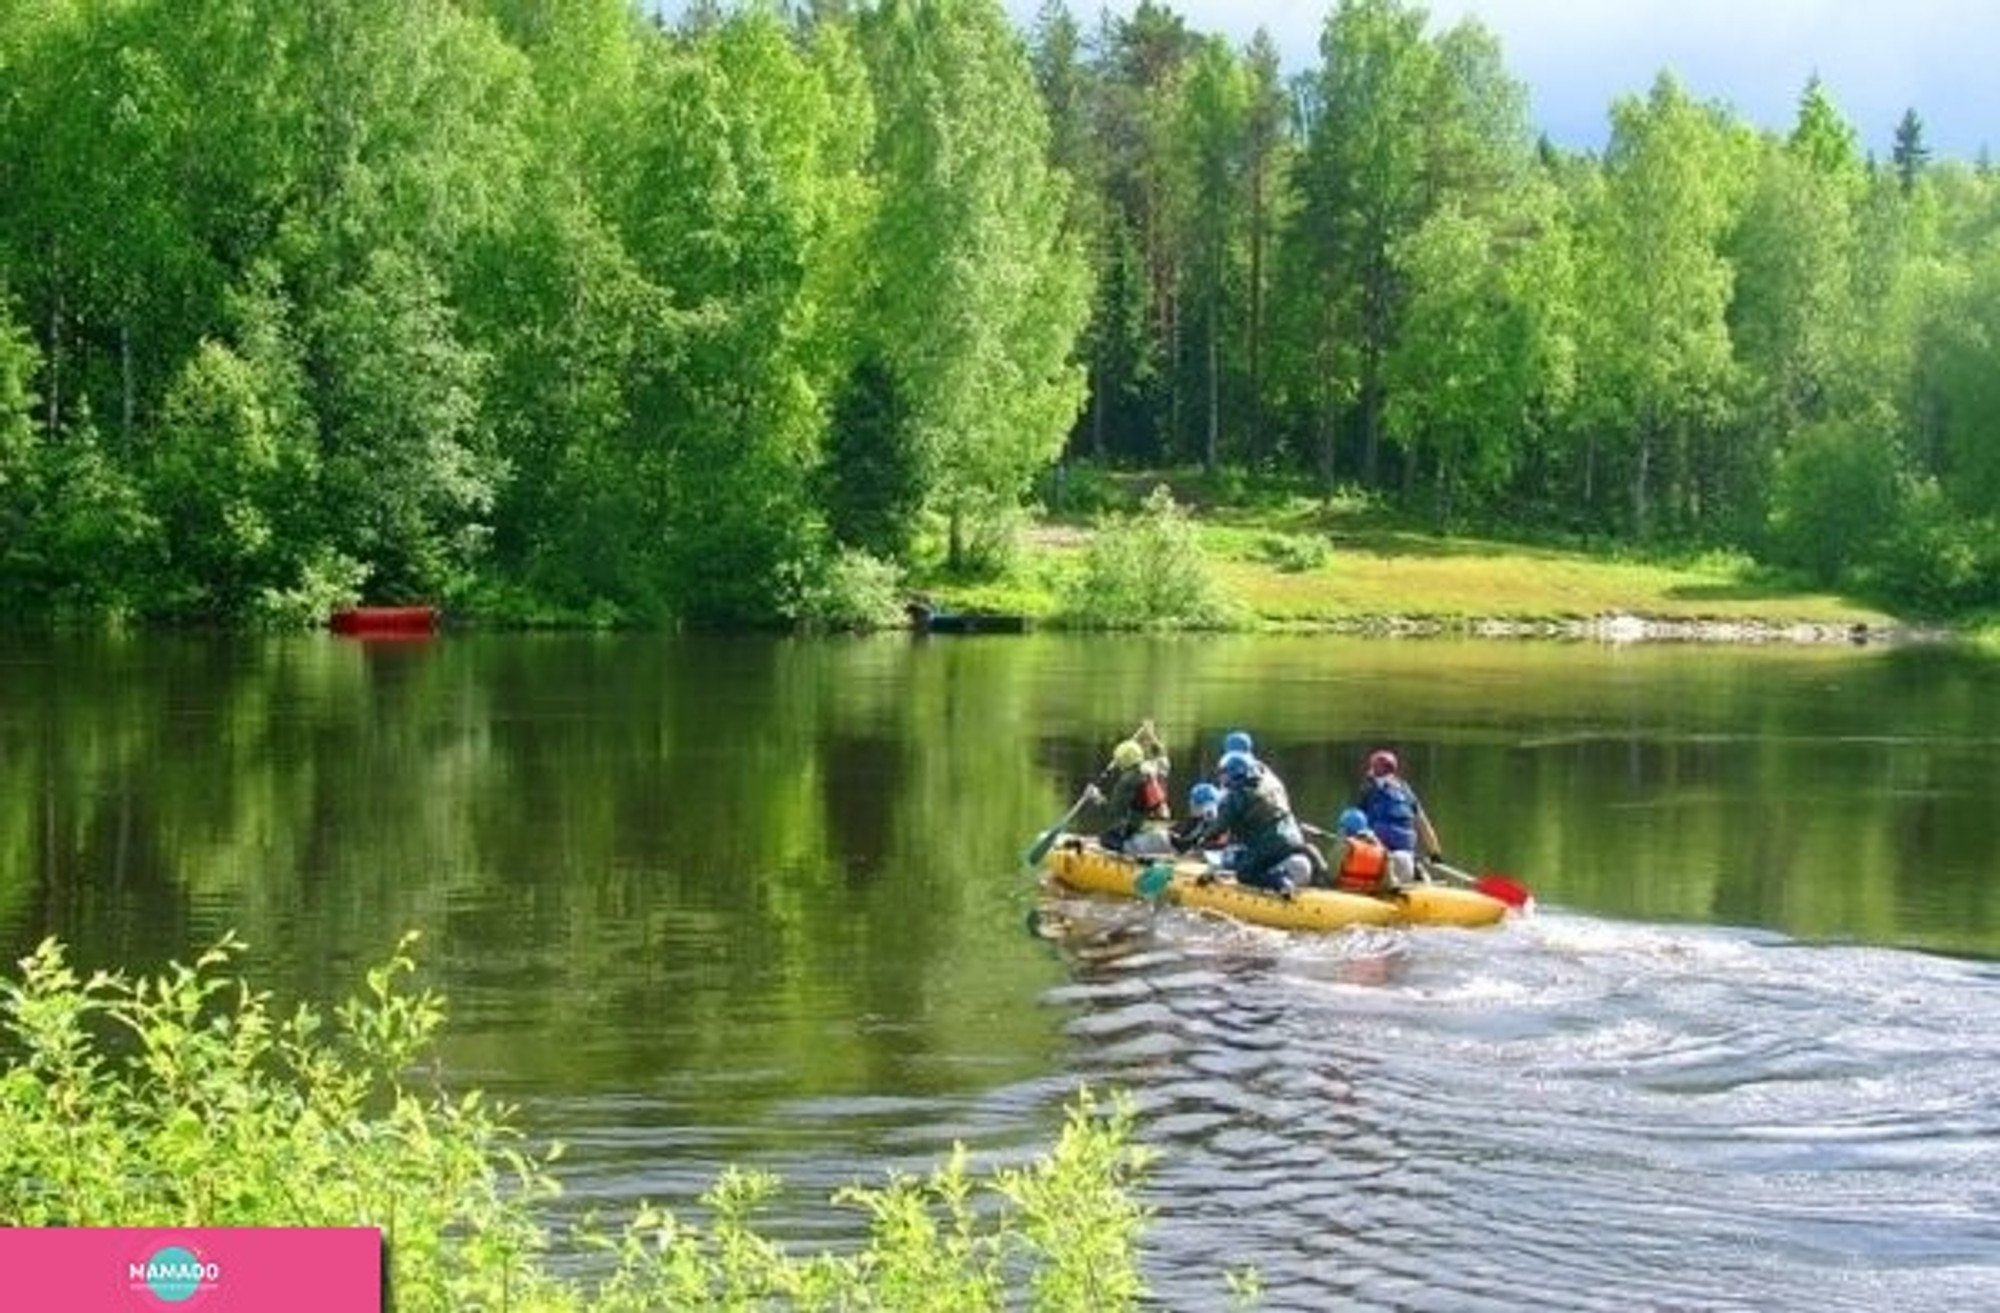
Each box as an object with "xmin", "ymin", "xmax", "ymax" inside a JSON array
[
  {"xmin": 1356, "ymin": 748, "xmax": 1444, "ymax": 888},
  {"xmin": 1211, "ymin": 729, "xmax": 1292, "ymax": 812},
  {"xmin": 1171, "ymin": 781, "xmax": 1230, "ymax": 856},
  {"xmin": 1325, "ymin": 807, "xmax": 1394, "ymax": 894},
  {"xmin": 1195, "ymin": 750, "xmax": 1325, "ymax": 897},
  {"xmin": 1082, "ymin": 723, "xmax": 1174, "ymax": 857}
]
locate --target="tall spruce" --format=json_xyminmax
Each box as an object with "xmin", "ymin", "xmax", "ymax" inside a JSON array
[{"xmin": 1891, "ymin": 108, "xmax": 1931, "ymax": 195}]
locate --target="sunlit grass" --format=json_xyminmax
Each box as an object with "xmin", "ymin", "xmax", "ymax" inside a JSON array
[
  {"xmin": 1207, "ymin": 528, "xmax": 1888, "ymax": 626},
  {"xmin": 922, "ymin": 485, "xmax": 1895, "ymax": 631}
]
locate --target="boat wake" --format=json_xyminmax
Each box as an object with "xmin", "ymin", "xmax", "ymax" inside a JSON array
[{"xmin": 1036, "ymin": 903, "xmax": 2000, "ymax": 1311}]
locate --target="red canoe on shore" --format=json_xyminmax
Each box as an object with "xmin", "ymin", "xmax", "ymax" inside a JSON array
[{"xmin": 329, "ymin": 606, "xmax": 439, "ymax": 637}]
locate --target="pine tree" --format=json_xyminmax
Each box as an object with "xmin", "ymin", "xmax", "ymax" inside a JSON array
[{"xmin": 1891, "ymin": 107, "xmax": 1931, "ymax": 195}]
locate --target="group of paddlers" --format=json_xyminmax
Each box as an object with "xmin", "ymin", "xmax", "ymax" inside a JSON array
[{"xmin": 1078, "ymin": 722, "xmax": 1445, "ymax": 900}]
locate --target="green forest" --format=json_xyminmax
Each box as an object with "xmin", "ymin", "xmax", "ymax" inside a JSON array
[{"xmin": 1, "ymin": 0, "xmax": 1996, "ymax": 630}]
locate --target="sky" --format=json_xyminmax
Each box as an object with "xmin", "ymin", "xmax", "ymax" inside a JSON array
[{"xmin": 1014, "ymin": 0, "xmax": 1998, "ymax": 160}]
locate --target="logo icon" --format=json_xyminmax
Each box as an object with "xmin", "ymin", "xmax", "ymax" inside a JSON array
[{"xmin": 130, "ymin": 1243, "xmax": 220, "ymax": 1305}]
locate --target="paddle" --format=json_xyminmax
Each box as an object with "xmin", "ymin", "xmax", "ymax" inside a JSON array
[
  {"xmin": 1023, "ymin": 786, "xmax": 1096, "ymax": 867},
  {"xmin": 1302, "ymin": 823, "xmax": 1534, "ymax": 910},
  {"xmin": 1426, "ymin": 859, "xmax": 1535, "ymax": 911}
]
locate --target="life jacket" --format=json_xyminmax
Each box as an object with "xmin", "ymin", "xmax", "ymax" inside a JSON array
[
  {"xmin": 1111, "ymin": 763, "xmax": 1171, "ymax": 826},
  {"xmin": 1336, "ymin": 833, "xmax": 1389, "ymax": 891},
  {"xmin": 1360, "ymin": 777, "xmax": 1420, "ymax": 853}
]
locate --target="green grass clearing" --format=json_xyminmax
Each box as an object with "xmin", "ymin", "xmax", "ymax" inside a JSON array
[{"xmin": 917, "ymin": 481, "xmax": 1897, "ymax": 633}]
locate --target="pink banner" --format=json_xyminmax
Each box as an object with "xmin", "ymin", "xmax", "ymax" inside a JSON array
[{"xmin": 0, "ymin": 1228, "xmax": 380, "ymax": 1311}]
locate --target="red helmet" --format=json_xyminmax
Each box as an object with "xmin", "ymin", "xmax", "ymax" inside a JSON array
[{"xmin": 1367, "ymin": 749, "xmax": 1399, "ymax": 777}]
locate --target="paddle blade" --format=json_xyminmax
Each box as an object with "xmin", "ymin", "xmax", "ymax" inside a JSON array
[
  {"xmin": 1428, "ymin": 858, "xmax": 1533, "ymax": 912},
  {"xmin": 1024, "ymin": 787, "xmax": 1096, "ymax": 868},
  {"xmin": 1136, "ymin": 862, "xmax": 1175, "ymax": 901},
  {"xmin": 1473, "ymin": 874, "xmax": 1534, "ymax": 911}
]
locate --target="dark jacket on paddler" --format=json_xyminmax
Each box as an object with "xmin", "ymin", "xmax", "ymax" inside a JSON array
[
  {"xmin": 1213, "ymin": 767, "xmax": 1306, "ymax": 871},
  {"xmin": 1093, "ymin": 743, "xmax": 1173, "ymax": 852}
]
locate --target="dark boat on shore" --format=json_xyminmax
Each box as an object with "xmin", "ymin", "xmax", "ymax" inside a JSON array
[{"xmin": 905, "ymin": 600, "xmax": 1028, "ymax": 634}]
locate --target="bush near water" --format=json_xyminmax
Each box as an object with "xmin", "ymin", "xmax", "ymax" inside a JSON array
[{"xmin": 0, "ymin": 933, "xmax": 1162, "ymax": 1311}]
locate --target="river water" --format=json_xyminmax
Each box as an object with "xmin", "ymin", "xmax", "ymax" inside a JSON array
[
  {"xmin": 1037, "ymin": 905, "xmax": 2000, "ymax": 1310},
  {"xmin": 2, "ymin": 632, "xmax": 1997, "ymax": 1308}
]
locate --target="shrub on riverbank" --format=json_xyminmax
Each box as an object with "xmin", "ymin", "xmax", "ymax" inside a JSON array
[
  {"xmin": 1056, "ymin": 486, "xmax": 1237, "ymax": 629},
  {"xmin": 0, "ymin": 933, "xmax": 1159, "ymax": 1310}
]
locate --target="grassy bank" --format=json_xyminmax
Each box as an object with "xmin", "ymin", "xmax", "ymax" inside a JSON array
[{"xmin": 921, "ymin": 475, "xmax": 1906, "ymax": 637}]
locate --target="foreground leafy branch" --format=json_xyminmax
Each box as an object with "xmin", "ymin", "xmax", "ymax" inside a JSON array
[{"xmin": 0, "ymin": 933, "xmax": 1165, "ymax": 1310}]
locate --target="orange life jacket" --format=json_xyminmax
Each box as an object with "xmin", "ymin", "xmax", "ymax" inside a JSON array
[{"xmin": 1337, "ymin": 834, "xmax": 1389, "ymax": 891}]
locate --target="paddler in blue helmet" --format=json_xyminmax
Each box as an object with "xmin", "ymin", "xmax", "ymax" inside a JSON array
[
  {"xmin": 1212, "ymin": 728, "xmax": 1292, "ymax": 813},
  {"xmin": 1172, "ymin": 780, "xmax": 1228, "ymax": 855},
  {"xmin": 1200, "ymin": 750, "xmax": 1324, "ymax": 896},
  {"xmin": 1328, "ymin": 806, "xmax": 1393, "ymax": 894}
]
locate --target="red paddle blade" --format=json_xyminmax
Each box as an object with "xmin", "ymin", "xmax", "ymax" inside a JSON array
[{"xmin": 1474, "ymin": 874, "xmax": 1534, "ymax": 910}]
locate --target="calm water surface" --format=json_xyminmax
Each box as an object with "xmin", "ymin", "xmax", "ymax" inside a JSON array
[{"xmin": 3, "ymin": 632, "xmax": 1998, "ymax": 1309}]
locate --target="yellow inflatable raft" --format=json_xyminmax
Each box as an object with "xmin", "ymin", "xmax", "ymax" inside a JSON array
[{"xmin": 1042, "ymin": 837, "xmax": 1509, "ymax": 932}]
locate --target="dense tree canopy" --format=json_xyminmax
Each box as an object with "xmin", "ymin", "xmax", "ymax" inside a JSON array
[
  {"xmin": 1022, "ymin": 0, "xmax": 1996, "ymax": 610},
  {"xmin": 0, "ymin": 0, "xmax": 1994, "ymax": 625}
]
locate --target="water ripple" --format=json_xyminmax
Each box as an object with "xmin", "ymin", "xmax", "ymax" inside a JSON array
[{"xmin": 1036, "ymin": 906, "xmax": 2000, "ymax": 1310}]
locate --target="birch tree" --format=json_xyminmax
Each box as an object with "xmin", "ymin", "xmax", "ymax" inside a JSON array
[
  {"xmin": 861, "ymin": 0, "xmax": 1088, "ymax": 570},
  {"xmin": 1575, "ymin": 73, "xmax": 1747, "ymax": 538}
]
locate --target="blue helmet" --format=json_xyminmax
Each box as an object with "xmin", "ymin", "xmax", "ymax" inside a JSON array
[
  {"xmin": 1338, "ymin": 807, "xmax": 1370, "ymax": 837},
  {"xmin": 1189, "ymin": 782, "xmax": 1221, "ymax": 810},
  {"xmin": 1223, "ymin": 729, "xmax": 1254, "ymax": 755},
  {"xmin": 1219, "ymin": 750, "xmax": 1259, "ymax": 785}
]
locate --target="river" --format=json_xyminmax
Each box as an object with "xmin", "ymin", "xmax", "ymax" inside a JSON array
[{"xmin": 2, "ymin": 632, "xmax": 1996, "ymax": 1308}]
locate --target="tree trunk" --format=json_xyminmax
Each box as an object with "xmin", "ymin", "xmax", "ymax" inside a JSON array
[
  {"xmin": 44, "ymin": 238, "xmax": 62, "ymax": 435},
  {"xmin": 1583, "ymin": 432, "xmax": 1596, "ymax": 502},
  {"xmin": 1360, "ymin": 250, "xmax": 1390, "ymax": 486},
  {"xmin": 1204, "ymin": 294, "xmax": 1219, "ymax": 473},
  {"xmin": 1432, "ymin": 445, "xmax": 1454, "ymax": 529},
  {"xmin": 121, "ymin": 315, "xmax": 135, "ymax": 445},
  {"xmin": 1247, "ymin": 157, "xmax": 1266, "ymax": 459},
  {"xmin": 1360, "ymin": 350, "xmax": 1384, "ymax": 488},
  {"xmin": 1091, "ymin": 362, "xmax": 1106, "ymax": 461},
  {"xmin": 1165, "ymin": 260, "xmax": 1180, "ymax": 461},
  {"xmin": 1316, "ymin": 298, "xmax": 1339, "ymax": 494},
  {"xmin": 1631, "ymin": 413, "xmax": 1655, "ymax": 540},
  {"xmin": 1317, "ymin": 362, "xmax": 1338, "ymax": 494}
]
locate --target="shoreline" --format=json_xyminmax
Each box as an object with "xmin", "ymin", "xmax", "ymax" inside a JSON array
[
  {"xmin": 910, "ymin": 602, "xmax": 1951, "ymax": 644},
  {"xmin": 1327, "ymin": 614, "xmax": 1926, "ymax": 645}
]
